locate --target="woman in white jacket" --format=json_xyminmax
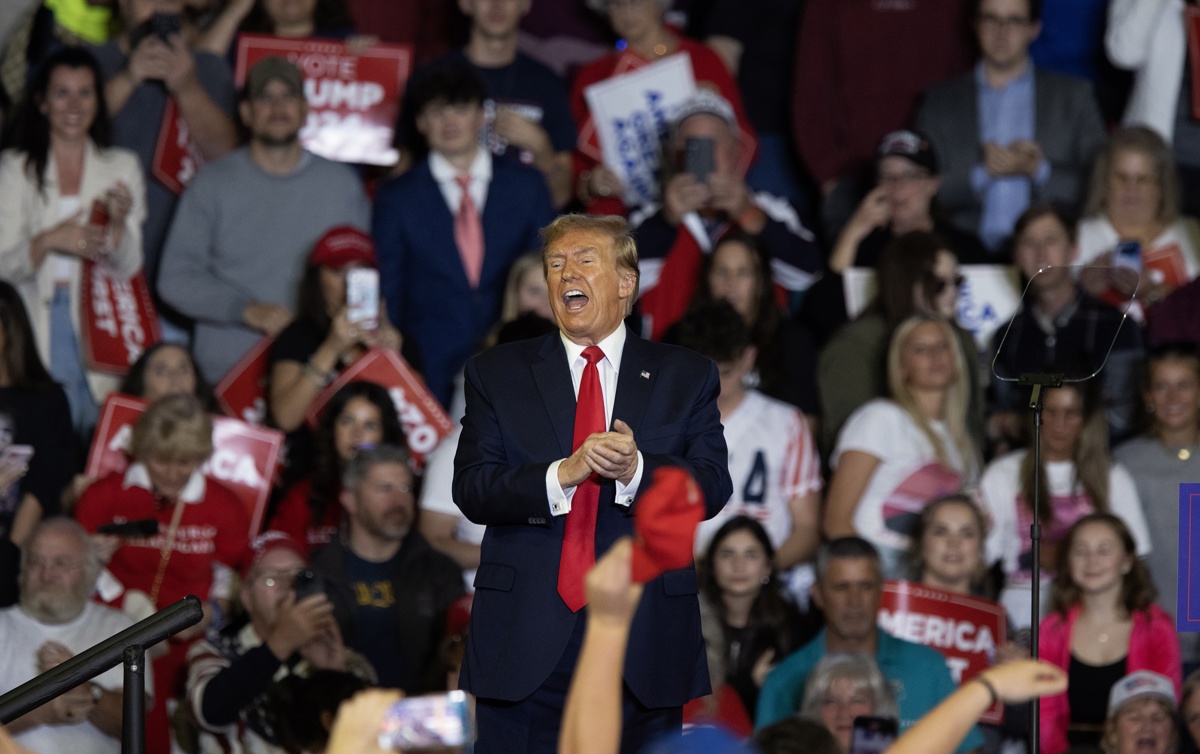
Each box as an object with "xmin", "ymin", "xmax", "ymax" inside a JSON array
[{"xmin": 0, "ymin": 46, "xmax": 145, "ymax": 432}]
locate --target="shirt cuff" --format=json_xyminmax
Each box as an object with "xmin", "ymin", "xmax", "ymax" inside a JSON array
[
  {"xmin": 547, "ymin": 459, "xmax": 575, "ymax": 516},
  {"xmin": 971, "ymin": 163, "xmax": 990, "ymax": 195},
  {"xmin": 614, "ymin": 451, "xmax": 644, "ymax": 507}
]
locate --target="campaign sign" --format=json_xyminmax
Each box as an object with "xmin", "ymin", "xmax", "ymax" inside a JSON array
[
  {"xmin": 583, "ymin": 53, "xmax": 696, "ymax": 206},
  {"xmin": 214, "ymin": 335, "xmax": 275, "ymax": 426},
  {"xmin": 151, "ymin": 98, "xmax": 203, "ymax": 195},
  {"xmin": 1178, "ymin": 484, "xmax": 1200, "ymax": 632},
  {"xmin": 844, "ymin": 265, "xmax": 1022, "ymax": 350},
  {"xmin": 234, "ymin": 35, "xmax": 412, "ymax": 166},
  {"xmin": 79, "ymin": 261, "xmax": 160, "ymax": 375},
  {"xmin": 86, "ymin": 394, "xmax": 284, "ymax": 537},
  {"xmin": 879, "ymin": 580, "xmax": 1006, "ymax": 724},
  {"xmin": 305, "ymin": 347, "xmax": 453, "ymax": 467}
]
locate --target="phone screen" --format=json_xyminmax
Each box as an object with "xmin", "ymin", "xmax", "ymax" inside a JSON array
[
  {"xmin": 684, "ymin": 137, "xmax": 715, "ymax": 181},
  {"xmin": 378, "ymin": 690, "xmax": 473, "ymax": 751},
  {"xmin": 850, "ymin": 716, "xmax": 898, "ymax": 754},
  {"xmin": 346, "ymin": 268, "xmax": 380, "ymax": 329}
]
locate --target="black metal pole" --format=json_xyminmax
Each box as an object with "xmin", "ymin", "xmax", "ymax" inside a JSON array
[
  {"xmin": 1028, "ymin": 383, "xmax": 1047, "ymax": 754},
  {"xmin": 121, "ymin": 644, "xmax": 146, "ymax": 754},
  {"xmin": 0, "ymin": 596, "xmax": 201, "ymax": 725}
]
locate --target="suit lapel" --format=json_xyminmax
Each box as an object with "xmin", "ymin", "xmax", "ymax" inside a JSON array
[
  {"xmin": 531, "ymin": 333, "xmax": 576, "ymax": 457},
  {"xmin": 613, "ymin": 331, "xmax": 654, "ymax": 438}
]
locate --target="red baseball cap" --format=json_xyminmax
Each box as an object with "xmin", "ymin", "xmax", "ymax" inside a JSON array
[
  {"xmin": 242, "ymin": 530, "xmax": 307, "ymax": 579},
  {"xmin": 631, "ymin": 467, "xmax": 705, "ymax": 583},
  {"xmin": 309, "ymin": 226, "xmax": 377, "ymax": 268}
]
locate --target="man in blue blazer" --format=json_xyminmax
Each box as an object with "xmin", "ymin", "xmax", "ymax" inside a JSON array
[
  {"xmin": 453, "ymin": 214, "xmax": 732, "ymax": 753},
  {"xmin": 373, "ymin": 64, "xmax": 555, "ymax": 407}
]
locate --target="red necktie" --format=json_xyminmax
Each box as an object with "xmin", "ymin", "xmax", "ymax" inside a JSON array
[
  {"xmin": 454, "ymin": 175, "xmax": 485, "ymax": 288},
  {"xmin": 558, "ymin": 345, "xmax": 606, "ymax": 612}
]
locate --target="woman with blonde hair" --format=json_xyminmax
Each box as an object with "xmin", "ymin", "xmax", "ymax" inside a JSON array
[
  {"xmin": 979, "ymin": 380, "xmax": 1151, "ymax": 636},
  {"xmin": 75, "ymin": 394, "xmax": 250, "ymax": 754},
  {"xmin": 1077, "ymin": 126, "xmax": 1200, "ymax": 308},
  {"xmin": 824, "ymin": 315, "xmax": 980, "ymax": 578}
]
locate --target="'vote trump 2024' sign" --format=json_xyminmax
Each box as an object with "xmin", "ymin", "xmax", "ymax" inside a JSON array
[{"xmin": 235, "ymin": 35, "xmax": 412, "ymax": 166}]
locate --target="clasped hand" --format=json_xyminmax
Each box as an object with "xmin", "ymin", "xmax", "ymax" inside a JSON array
[{"xmin": 559, "ymin": 419, "xmax": 638, "ymax": 488}]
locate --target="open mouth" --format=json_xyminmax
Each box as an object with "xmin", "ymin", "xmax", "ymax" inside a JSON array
[{"xmin": 562, "ymin": 289, "xmax": 589, "ymax": 311}]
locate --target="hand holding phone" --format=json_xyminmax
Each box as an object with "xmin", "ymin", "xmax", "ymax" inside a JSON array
[
  {"xmin": 684, "ymin": 137, "xmax": 716, "ymax": 182},
  {"xmin": 850, "ymin": 716, "xmax": 898, "ymax": 754}
]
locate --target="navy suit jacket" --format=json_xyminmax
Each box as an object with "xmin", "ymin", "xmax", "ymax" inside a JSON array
[
  {"xmin": 452, "ymin": 329, "xmax": 732, "ymax": 707},
  {"xmin": 372, "ymin": 156, "xmax": 555, "ymax": 406}
]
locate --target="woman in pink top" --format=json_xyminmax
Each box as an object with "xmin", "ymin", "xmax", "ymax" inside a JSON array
[{"xmin": 1038, "ymin": 513, "xmax": 1180, "ymax": 754}]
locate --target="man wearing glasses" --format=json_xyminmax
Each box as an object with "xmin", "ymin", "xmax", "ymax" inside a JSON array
[{"xmin": 915, "ymin": 0, "xmax": 1106, "ymax": 255}]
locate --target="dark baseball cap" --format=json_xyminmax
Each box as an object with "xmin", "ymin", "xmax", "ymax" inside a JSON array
[
  {"xmin": 245, "ymin": 56, "xmax": 303, "ymax": 99},
  {"xmin": 877, "ymin": 129, "xmax": 938, "ymax": 174}
]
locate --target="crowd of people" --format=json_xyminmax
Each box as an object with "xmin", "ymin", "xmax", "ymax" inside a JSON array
[{"xmin": 1, "ymin": 0, "xmax": 1200, "ymax": 752}]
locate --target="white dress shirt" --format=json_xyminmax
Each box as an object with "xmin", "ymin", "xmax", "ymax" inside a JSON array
[{"xmin": 545, "ymin": 323, "xmax": 645, "ymax": 515}]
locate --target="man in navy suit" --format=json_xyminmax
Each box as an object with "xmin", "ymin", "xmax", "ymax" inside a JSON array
[
  {"xmin": 453, "ymin": 214, "xmax": 732, "ymax": 753},
  {"xmin": 372, "ymin": 63, "xmax": 555, "ymax": 407}
]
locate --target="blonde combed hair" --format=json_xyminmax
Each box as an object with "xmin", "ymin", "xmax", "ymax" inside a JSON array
[{"xmin": 886, "ymin": 315, "xmax": 979, "ymax": 479}]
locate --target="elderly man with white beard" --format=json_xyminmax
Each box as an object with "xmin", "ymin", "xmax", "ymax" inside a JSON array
[{"xmin": 0, "ymin": 518, "xmax": 146, "ymax": 754}]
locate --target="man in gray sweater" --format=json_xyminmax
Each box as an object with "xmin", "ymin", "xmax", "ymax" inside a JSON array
[{"xmin": 159, "ymin": 57, "xmax": 369, "ymax": 384}]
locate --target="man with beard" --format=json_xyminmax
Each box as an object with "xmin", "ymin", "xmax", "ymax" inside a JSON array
[
  {"xmin": 158, "ymin": 56, "xmax": 369, "ymax": 384},
  {"xmin": 755, "ymin": 537, "xmax": 983, "ymax": 753},
  {"xmin": 312, "ymin": 445, "xmax": 464, "ymax": 691},
  {"xmin": 0, "ymin": 519, "xmax": 145, "ymax": 754}
]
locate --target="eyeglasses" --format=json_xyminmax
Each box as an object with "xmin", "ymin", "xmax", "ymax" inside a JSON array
[
  {"xmin": 978, "ymin": 14, "xmax": 1030, "ymax": 31},
  {"xmin": 878, "ymin": 170, "xmax": 929, "ymax": 186},
  {"xmin": 254, "ymin": 569, "xmax": 301, "ymax": 589}
]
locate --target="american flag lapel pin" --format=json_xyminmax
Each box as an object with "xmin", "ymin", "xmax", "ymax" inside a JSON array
[{"xmin": 640, "ymin": 370, "xmax": 650, "ymax": 379}]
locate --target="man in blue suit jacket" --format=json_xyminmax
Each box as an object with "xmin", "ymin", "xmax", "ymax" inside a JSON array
[
  {"xmin": 453, "ymin": 214, "xmax": 732, "ymax": 753},
  {"xmin": 373, "ymin": 64, "xmax": 555, "ymax": 407}
]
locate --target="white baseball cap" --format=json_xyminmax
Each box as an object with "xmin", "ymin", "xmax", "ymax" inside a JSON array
[{"xmin": 1107, "ymin": 671, "xmax": 1176, "ymax": 716}]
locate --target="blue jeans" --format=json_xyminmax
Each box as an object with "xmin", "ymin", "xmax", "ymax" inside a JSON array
[{"xmin": 49, "ymin": 286, "xmax": 98, "ymax": 434}]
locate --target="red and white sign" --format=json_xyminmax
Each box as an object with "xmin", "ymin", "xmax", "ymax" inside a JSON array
[
  {"xmin": 214, "ymin": 335, "xmax": 275, "ymax": 425},
  {"xmin": 234, "ymin": 35, "xmax": 412, "ymax": 166},
  {"xmin": 79, "ymin": 260, "xmax": 160, "ymax": 375},
  {"xmin": 86, "ymin": 394, "xmax": 284, "ymax": 537},
  {"xmin": 305, "ymin": 347, "xmax": 453, "ymax": 466},
  {"xmin": 879, "ymin": 580, "xmax": 1007, "ymax": 724},
  {"xmin": 152, "ymin": 98, "xmax": 203, "ymax": 196}
]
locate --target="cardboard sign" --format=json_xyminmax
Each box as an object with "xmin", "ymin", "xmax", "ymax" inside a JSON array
[
  {"xmin": 234, "ymin": 35, "xmax": 412, "ymax": 166},
  {"xmin": 844, "ymin": 264, "xmax": 1022, "ymax": 350},
  {"xmin": 86, "ymin": 394, "xmax": 284, "ymax": 537},
  {"xmin": 583, "ymin": 53, "xmax": 696, "ymax": 206},
  {"xmin": 1179, "ymin": 484, "xmax": 1200, "ymax": 632},
  {"xmin": 879, "ymin": 580, "xmax": 1007, "ymax": 724},
  {"xmin": 78, "ymin": 261, "xmax": 161, "ymax": 375},
  {"xmin": 214, "ymin": 335, "xmax": 275, "ymax": 426},
  {"xmin": 151, "ymin": 98, "xmax": 203, "ymax": 195},
  {"xmin": 305, "ymin": 347, "xmax": 453, "ymax": 466}
]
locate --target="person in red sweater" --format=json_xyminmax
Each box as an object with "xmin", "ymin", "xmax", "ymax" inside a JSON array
[
  {"xmin": 570, "ymin": 0, "xmax": 755, "ymax": 216},
  {"xmin": 75, "ymin": 393, "xmax": 250, "ymax": 754}
]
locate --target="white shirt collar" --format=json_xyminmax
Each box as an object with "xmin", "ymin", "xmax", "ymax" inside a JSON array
[
  {"xmin": 428, "ymin": 147, "xmax": 491, "ymax": 185},
  {"xmin": 559, "ymin": 322, "xmax": 627, "ymax": 374},
  {"xmin": 123, "ymin": 462, "xmax": 207, "ymax": 504}
]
